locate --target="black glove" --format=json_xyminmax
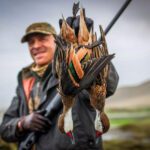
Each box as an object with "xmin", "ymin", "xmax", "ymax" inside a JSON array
[{"xmin": 20, "ymin": 110, "xmax": 51, "ymax": 133}]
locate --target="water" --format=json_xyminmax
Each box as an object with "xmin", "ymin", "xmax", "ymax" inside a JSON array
[{"xmin": 103, "ymin": 127, "xmax": 133, "ymax": 141}]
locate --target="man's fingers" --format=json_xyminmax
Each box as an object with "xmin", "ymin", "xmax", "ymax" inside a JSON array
[
  {"xmin": 33, "ymin": 114, "xmax": 51, "ymax": 128},
  {"xmin": 31, "ymin": 118, "xmax": 51, "ymax": 132}
]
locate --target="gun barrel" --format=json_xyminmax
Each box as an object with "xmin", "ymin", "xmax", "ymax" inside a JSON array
[
  {"xmin": 100, "ymin": 0, "xmax": 132, "ymax": 40},
  {"xmin": 45, "ymin": 94, "xmax": 62, "ymax": 118}
]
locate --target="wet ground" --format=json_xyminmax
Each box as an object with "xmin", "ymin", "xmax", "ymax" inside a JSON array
[{"xmin": 103, "ymin": 118, "xmax": 150, "ymax": 150}]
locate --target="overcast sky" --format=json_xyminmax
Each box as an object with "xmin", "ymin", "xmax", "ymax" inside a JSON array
[{"xmin": 0, "ymin": 0, "xmax": 150, "ymax": 108}]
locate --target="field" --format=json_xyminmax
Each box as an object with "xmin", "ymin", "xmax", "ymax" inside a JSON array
[{"xmin": 103, "ymin": 108, "xmax": 150, "ymax": 150}]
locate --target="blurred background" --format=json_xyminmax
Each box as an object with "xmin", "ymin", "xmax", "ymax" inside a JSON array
[{"xmin": 0, "ymin": 0, "xmax": 150, "ymax": 149}]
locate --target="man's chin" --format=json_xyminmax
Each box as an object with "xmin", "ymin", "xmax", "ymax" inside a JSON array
[{"xmin": 35, "ymin": 60, "xmax": 48, "ymax": 67}]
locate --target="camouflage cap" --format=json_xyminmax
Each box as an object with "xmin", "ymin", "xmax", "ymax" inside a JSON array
[{"xmin": 21, "ymin": 22, "xmax": 57, "ymax": 43}]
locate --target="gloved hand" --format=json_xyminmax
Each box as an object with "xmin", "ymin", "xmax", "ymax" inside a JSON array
[{"xmin": 19, "ymin": 110, "xmax": 51, "ymax": 133}]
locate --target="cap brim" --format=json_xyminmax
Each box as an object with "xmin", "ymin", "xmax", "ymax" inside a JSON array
[{"xmin": 21, "ymin": 31, "xmax": 52, "ymax": 43}]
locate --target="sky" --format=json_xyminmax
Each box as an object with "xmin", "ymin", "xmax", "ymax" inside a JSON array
[{"xmin": 0, "ymin": 0, "xmax": 150, "ymax": 108}]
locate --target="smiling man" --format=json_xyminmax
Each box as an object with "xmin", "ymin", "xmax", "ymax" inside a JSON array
[
  {"xmin": 0, "ymin": 22, "xmax": 60, "ymax": 149},
  {"xmin": 22, "ymin": 23, "xmax": 56, "ymax": 67},
  {"xmin": 0, "ymin": 22, "xmax": 119, "ymax": 150}
]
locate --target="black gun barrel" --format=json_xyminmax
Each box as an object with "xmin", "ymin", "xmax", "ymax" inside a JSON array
[
  {"xmin": 77, "ymin": 0, "xmax": 132, "ymax": 50},
  {"xmin": 45, "ymin": 94, "xmax": 62, "ymax": 118},
  {"xmin": 99, "ymin": 0, "xmax": 132, "ymax": 41}
]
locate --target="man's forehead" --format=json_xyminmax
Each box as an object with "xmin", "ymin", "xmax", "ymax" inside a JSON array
[{"xmin": 27, "ymin": 33, "xmax": 51, "ymax": 41}]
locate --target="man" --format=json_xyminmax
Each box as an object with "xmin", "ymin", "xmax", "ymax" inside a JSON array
[{"xmin": 0, "ymin": 22, "xmax": 119, "ymax": 150}]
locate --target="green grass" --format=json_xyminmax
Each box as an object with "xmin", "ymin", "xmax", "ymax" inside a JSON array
[
  {"xmin": 106, "ymin": 107, "xmax": 150, "ymax": 113},
  {"xmin": 110, "ymin": 118, "xmax": 138, "ymax": 127},
  {"xmin": 110, "ymin": 117, "xmax": 150, "ymax": 128},
  {"xmin": 107, "ymin": 108, "xmax": 150, "ymax": 127}
]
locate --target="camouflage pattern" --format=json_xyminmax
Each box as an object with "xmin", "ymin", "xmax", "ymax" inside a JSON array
[{"xmin": 21, "ymin": 22, "xmax": 56, "ymax": 43}]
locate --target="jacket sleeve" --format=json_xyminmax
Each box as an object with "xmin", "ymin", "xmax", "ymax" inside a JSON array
[
  {"xmin": 106, "ymin": 62, "xmax": 119, "ymax": 98},
  {"xmin": 0, "ymin": 85, "xmax": 25, "ymax": 142}
]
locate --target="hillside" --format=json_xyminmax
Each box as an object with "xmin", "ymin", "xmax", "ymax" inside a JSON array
[{"xmin": 106, "ymin": 80, "xmax": 150, "ymax": 109}]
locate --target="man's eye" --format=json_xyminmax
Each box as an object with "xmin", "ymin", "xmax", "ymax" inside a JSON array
[
  {"xmin": 39, "ymin": 36, "xmax": 47, "ymax": 41},
  {"xmin": 28, "ymin": 40, "xmax": 34, "ymax": 46}
]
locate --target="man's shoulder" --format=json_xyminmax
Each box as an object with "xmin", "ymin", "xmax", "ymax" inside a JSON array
[{"xmin": 17, "ymin": 63, "xmax": 33, "ymax": 80}]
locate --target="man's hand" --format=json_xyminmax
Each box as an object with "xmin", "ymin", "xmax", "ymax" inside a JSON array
[{"xmin": 19, "ymin": 110, "xmax": 51, "ymax": 133}]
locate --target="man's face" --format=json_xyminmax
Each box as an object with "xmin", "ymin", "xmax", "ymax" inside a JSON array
[{"xmin": 28, "ymin": 33, "xmax": 56, "ymax": 67}]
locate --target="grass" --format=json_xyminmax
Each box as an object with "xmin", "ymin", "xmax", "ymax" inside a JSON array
[
  {"xmin": 107, "ymin": 108, "xmax": 150, "ymax": 127},
  {"xmin": 106, "ymin": 107, "xmax": 150, "ymax": 113},
  {"xmin": 110, "ymin": 118, "xmax": 138, "ymax": 127}
]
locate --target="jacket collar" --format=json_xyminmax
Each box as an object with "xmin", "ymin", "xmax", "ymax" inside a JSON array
[{"xmin": 41, "ymin": 62, "xmax": 58, "ymax": 91}]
